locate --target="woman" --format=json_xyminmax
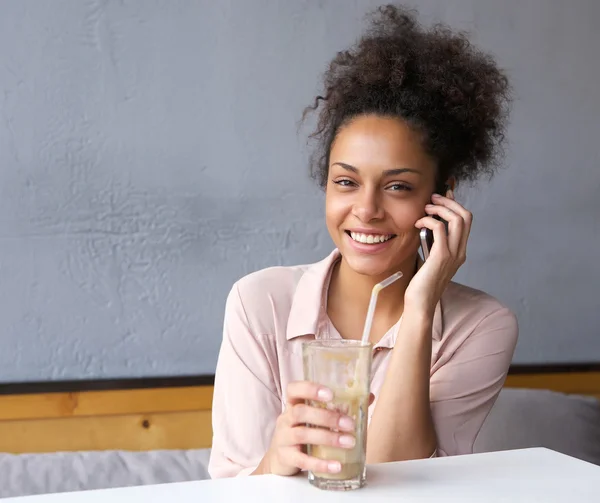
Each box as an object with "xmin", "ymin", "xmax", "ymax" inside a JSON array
[{"xmin": 209, "ymin": 5, "xmax": 517, "ymax": 478}]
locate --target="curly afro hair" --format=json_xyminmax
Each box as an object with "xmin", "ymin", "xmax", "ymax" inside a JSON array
[{"xmin": 304, "ymin": 4, "xmax": 511, "ymax": 189}]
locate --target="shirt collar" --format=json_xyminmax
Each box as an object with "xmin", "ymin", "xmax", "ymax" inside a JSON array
[
  {"xmin": 286, "ymin": 250, "xmax": 339, "ymax": 341},
  {"xmin": 286, "ymin": 249, "xmax": 443, "ymax": 343}
]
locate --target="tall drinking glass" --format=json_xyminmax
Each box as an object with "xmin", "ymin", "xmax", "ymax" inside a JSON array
[{"xmin": 302, "ymin": 340, "xmax": 372, "ymax": 490}]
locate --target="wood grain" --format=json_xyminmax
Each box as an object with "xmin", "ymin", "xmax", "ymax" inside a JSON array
[
  {"xmin": 505, "ymin": 372, "xmax": 600, "ymax": 400},
  {"xmin": 0, "ymin": 386, "xmax": 214, "ymax": 453},
  {"xmin": 0, "ymin": 386, "xmax": 213, "ymax": 421},
  {"xmin": 1, "ymin": 372, "xmax": 598, "ymax": 454},
  {"xmin": 0, "ymin": 410, "xmax": 212, "ymax": 453}
]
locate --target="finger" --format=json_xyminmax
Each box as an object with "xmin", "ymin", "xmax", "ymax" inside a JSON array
[
  {"xmin": 286, "ymin": 381, "xmax": 333, "ymax": 406},
  {"xmin": 431, "ymin": 191, "xmax": 473, "ymax": 232},
  {"xmin": 432, "ymin": 193, "xmax": 473, "ymax": 249},
  {"xmin": 414, "ymin": 216, "xmax": 449, "ymax": 258},
  {"xmin": 424, "ymin": 204, "xmax": 463, "ymax": 255},
  {"xmin": 289, "ymin": 403, "xmax": 355, "ymax": 432},
  {"xmin": 290, "ymin": 450, "xmax": 342, "ymax": 475},
  {"xmin": 286, "ymin": 426, "xmax": 356, "ymax": 450},
  {"xmin": 432, "ymin": 192, "xmax": 472, "ymax": 225}
]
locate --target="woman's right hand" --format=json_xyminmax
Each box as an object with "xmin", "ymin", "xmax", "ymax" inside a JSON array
[{"xmin": 261, "ymin": 381, "xmax": 358, "ymax": 477}]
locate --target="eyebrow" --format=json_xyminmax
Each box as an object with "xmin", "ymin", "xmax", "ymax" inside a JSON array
[{"xmin": 331, "ymin": 162, "xmax": 422, "ymax": 177}]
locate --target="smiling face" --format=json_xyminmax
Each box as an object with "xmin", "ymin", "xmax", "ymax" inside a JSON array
[{"xmin": 325, "ymin": 114, "xmax": 438, "ymax": 279}]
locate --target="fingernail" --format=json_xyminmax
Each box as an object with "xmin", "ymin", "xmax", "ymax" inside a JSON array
[
  {"xmin": 432, "ymin": 193, "xmax": 441, "ymax": 199},
  {"xmin": 328, "ymin": 461, "xmax": 342, "ymax": 473},
  {"xmin": 317, "ymin": 388, "xmax": 333, "ymax": 401},
  {"xmin": 338, "ymin": 416, "xmax": 354, "ymax": 431},
  {"xmin": 339, "ymin": 435, "xmax": 356, "ymax": 448}
]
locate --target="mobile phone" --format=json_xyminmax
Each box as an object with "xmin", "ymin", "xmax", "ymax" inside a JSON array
[
  {"xmin": 420, "ymin": 182, "xmax": 450, "ymax": 261},
  {"xmin": 420, "ymin": 226, "xmax": 434, "ymax": 261}
]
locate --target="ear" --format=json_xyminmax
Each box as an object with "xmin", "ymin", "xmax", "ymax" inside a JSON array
[{"xmin": 446, "ymin": 177, "xmax": 457, "ymax": 191}]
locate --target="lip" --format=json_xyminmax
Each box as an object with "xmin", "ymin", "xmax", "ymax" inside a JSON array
[
  {"xmin": 344, "ymin": 231, "xmax": 396, "ymax": 254},
  {"xmin": 345, "ymin": 228, "xmax": 396, "ymax": 236}
]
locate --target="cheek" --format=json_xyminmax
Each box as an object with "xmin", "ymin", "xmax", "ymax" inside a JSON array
[
  {"xmin": 325, "ymin": 192, "xmax": 349, "ymax": 226},
  {"xmin": 389, "ymin": 204, "xmax": 425, "ymax": 231}
]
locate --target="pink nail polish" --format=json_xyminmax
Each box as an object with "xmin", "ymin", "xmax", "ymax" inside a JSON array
[
  {"xmin": 338, "ymin": 416, "xmax": 354, "ymax": 430},
  {"xmin": 317, "ymin": 388, "xmax": 333, "ymax": 401},
  {"xmin": 328, "ymin": 461, "xmax": 342, "ymax": 473}
]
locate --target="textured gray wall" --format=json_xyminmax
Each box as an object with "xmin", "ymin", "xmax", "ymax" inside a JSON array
[{"xmin": 0, "ymin": 0, "xmax": 598, "ymax": 381}]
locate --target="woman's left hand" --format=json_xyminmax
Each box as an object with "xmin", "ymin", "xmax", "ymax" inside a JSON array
[{"xmin": 404, "ymin": 190, "xmax": 473, "ymax": 316}]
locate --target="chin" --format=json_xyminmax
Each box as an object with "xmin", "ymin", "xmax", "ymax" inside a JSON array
[{"xmin": 341, "ymin": 253, "xmax": 399, "ymax": 278}]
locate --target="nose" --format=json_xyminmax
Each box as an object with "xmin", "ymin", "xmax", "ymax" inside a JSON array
[{"xmin": 352, "ymin": 187, "xmax": 384, "ymax": 222}]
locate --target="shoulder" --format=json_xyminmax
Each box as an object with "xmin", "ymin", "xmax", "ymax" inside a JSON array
[
  {"xmin": 442, "ymin": 282, "xmax": 518, "ymax": 343},
  {"xmin": 223, "ymin": 250, "xmax": 339, "ymax": 342},
  {"xmin": 224, "ymin": 263, "xmax": 311, "ymax": 334},
  {"xmin": 235, "ymin": 264, "xmax": 308, "ymax": 299}
]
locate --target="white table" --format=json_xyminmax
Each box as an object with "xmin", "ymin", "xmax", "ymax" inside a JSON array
[{"xmin": 4, "ymin": 448, "xmax": 599, "ymax": 502}]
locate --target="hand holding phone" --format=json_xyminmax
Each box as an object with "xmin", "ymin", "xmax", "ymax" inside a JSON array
[{"xmin": 408, "ymin": 186, "xmax": 473, "ymax": 314}]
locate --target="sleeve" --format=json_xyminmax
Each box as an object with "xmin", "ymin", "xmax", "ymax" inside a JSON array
[
  {"xmin": 208, "ymin": 283, "xmax": 283, "ymax": 478},
  {"xmin": 430, "ymin": 307, "xmax": 518, "ymax": 457}
]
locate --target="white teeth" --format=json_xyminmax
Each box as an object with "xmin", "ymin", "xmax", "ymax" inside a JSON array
[{"xmin": 349, "ymin": 232, "xmax": 392, "ymax": 244}]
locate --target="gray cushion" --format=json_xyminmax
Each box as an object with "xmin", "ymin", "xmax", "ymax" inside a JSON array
[
  {"xmin": 0, "ymin": 449, "xmax": 211, "ymax": 498},
  {"xmin": 474, "ymin": 387, "xmax": 600, "ymax": 465}
]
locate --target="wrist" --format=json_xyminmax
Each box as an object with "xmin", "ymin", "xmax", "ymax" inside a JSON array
[
  {"xmin": 392, "ymin": 307, "xmax": 434, "ymax": 352},
  {"xmin": 253, "ymin": 451, "xmax": 272, "ymax": 476},
  {"xmin": 403, "ymin": 302, "xmax": 436, "ymax": 323}
]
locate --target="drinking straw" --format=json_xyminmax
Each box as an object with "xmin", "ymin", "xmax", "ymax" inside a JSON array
[{"xmin": 360, "ymin": 271, "xmax": 403, "ymax": 345}]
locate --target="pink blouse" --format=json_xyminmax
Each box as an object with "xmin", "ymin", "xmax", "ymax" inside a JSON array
[{"xmin": 209, "ymin": 249, "xmax": 518, "ymax": 478}]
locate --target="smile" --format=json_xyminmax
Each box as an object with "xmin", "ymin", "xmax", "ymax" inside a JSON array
[{"xmin": 347, "ymin": 231, "xmax": 396, "ymax": 244}]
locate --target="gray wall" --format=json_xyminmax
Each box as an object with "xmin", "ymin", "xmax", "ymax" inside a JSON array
[{"xmin": 0, "ymin": 0, "xmax": 598, "ymax": 382}]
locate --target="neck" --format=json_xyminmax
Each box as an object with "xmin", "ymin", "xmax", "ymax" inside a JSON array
[{"xmin": 329, "ymin": 253, "xmax": 418, "ymax": 321}]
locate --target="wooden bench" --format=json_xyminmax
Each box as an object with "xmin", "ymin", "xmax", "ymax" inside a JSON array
[{"xmin": 0, "ymin": 366, "xmax": 598, "ymax": 454}]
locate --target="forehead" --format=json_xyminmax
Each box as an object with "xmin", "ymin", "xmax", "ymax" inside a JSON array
[{"xmin": 330, "ymin": 115, "xmax": 436, "ymax": 172}]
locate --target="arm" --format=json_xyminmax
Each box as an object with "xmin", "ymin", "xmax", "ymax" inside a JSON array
[
  {"xmin": 431, "ymin": 308, "xmax": 518, "ymax": 456},
  {"xmin": 210, "ymin": 282, "xmax": 360, "ymax": 478},
  {"xmin": 208, "ymin": 283, "xmax": 282, "ymax": 478},
  {"xmin": 366, "ymin": 189, "xmax": 457, "ymax": 463},
  {"xmin": 367, "ymin": 189, "xmax": 517, "ymax": 462},
  {"xmin": 366, "ymin": 308, "xmax": 437, "ymax": 463},
  {"xmin": 366, "ymin": 305, "xmax": 517, "ymax": 463}
]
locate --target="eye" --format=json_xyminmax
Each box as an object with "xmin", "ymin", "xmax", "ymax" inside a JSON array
[
  {"xmin": 333, "ymin": 179, "xmax": 357, "ymax": 188},
  {"xmin": 387, "ymin": 182, "xmax": 412, "ymax": 192}
]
